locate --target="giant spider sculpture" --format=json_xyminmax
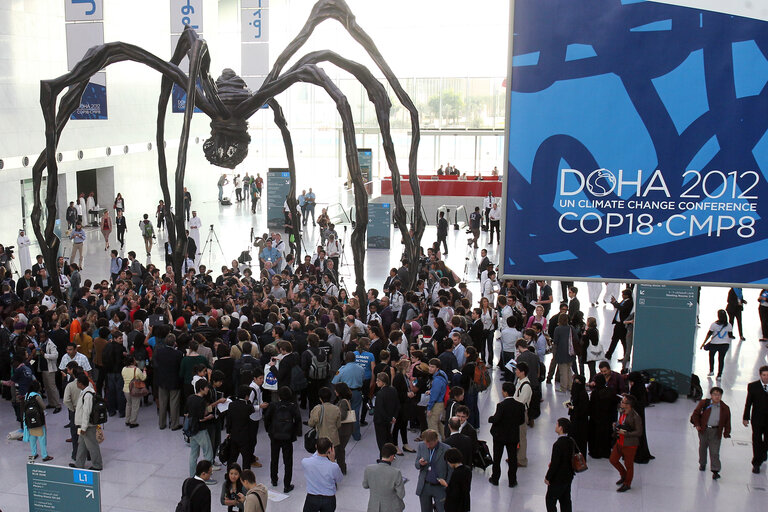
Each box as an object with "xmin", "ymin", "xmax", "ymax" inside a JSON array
[{"xmin": 30, "ymin": 0, "xmax": 426, "ymax": 310}]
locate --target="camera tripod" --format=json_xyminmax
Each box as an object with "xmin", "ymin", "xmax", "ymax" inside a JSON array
[{"xmin": 201, "ymin": 224, "xmax": 225, "ymax": 269}]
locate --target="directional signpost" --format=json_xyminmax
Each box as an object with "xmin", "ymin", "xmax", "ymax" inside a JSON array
[
  {"xmin": 367, "ymin": 202, "xmax": 391, "ymax": 249},
  {"xmin": 27, "ymin": 463, "xmax": 101, "ymax": 512},
  {"xmin": 267, "ymin": 168, "xmax": 291, "ymax": 230},
  {"xmin": 632, "ymin": 283, "xmax": 698, "ymax": 393}
]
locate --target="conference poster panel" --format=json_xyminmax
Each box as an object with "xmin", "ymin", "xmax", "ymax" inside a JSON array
[{"xmin": 501, "ymin": 0, "xmax": 768, "ymax": 287}]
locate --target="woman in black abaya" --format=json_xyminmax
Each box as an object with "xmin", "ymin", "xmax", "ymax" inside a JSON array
[
  {"xmin": 628, "ymin": 371, "xmax": 654, "ymax": 463},
  {"xmin": 588, "ymin": 373, "xmax": 619, "ymax": 459}
]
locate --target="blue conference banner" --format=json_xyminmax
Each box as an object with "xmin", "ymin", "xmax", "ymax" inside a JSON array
[
  {"xmin": 72, "ymin": 72, "xmax": 107, "ymax": 120},
  {"xmin": 267, "ymin": 169, "xmax": 291, "ymax": 229},
  {"xmin": 502, "ymin": 0, "xmax": 768, "ymax": 286},
  {"xmin": 368, "ymin": 202, "xmax": 391, "ymax": 249}
]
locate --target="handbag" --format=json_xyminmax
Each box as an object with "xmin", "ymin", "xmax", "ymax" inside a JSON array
[
  {"xmin": 340, "ymin": 399, "xmax": 356, "ymax": 424},
  {"xmin": 304, "ymin": 403, "xmax": 324, "ymax": 453},
  {"xmin": 129, "ymin": 368, "xmax": 149, "ymax": 398},
  {"xmin": 567, "ymin": 330, "xmax": 575, "ymax": 357},
  {"xmin": 96, "ymin": 425, "xmax": 105, "ymax": 444},
  {"xmin": 570, "ymin": 438, "xmax": 587, "ymax": 473}
]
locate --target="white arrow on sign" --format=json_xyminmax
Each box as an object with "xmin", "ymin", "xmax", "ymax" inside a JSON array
[
  {"xmin": 639, "ymin": 290, "xmax": 645, "ymax": 295},
  {"xmin": 86, "ymin": 489, "xmax": 94, "ymax": 499},
  {"xmin": 687, "ymin": 301, "xmax": 693, "ymax": 307}
]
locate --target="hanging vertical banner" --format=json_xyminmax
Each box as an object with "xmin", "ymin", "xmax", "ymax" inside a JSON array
[
  {"xmin": 65, "ymin": 0, "xmax": 106, "ymax": 120},
  {"xmin": 368, "ymin": 203, "xmax": 391, "ymax": 249},
  {"xmin": 267, "ymin": 169, "xmax": 291, "ymax": 229},
  {"xmin": 241, "ymin": 0, "xmax": 270, "ymax": 93},
  {"xmin": 170, "ymin": 0, "xmax": 204, "ymax": 113}
]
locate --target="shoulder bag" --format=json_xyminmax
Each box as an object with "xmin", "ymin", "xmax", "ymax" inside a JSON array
[
  {"xmin": 304, "ymin": 403, "xmax": 324, "ymax": 453},
  {"xmin": 129, "ymin": 368, "xmax": 149, "ymax": 397},
  {"xmin": 571, "ymin": 437, "xmax": 588, "ymax": 473}
]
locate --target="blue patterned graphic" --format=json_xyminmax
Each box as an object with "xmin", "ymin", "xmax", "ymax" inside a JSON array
[
  {"xmin": 503, "ymin": 0, "xmax": 768, "ymax": 285},
  {"xmin": 71, "ymin": 81, "xmax": 107, "ymax": 120}
]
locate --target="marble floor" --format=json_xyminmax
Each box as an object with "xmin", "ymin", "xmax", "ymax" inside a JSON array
[{"xmin": 2, "ymin": 181, "xmax": 768, "ymax": 511}]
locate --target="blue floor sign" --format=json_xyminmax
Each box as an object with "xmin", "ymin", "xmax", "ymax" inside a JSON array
[{"xmin": 27, "ymin": 463, "xmax": 101, "ymax": 511}]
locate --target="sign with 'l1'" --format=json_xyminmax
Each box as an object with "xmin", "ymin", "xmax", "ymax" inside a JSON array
[{"xmin": 27, "ymin": 462, "xmax": 101, "ymax": 511}]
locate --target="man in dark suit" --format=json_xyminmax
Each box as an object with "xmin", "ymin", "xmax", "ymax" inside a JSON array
[
  {"xmin": 455, "ymin": 405, "xmax": 479, "ymax": 461},
  {"xmin": 469, "ymin": 309, "xmax": 485, "ymax": 351},
  {"xmin": 605, "ymin": 288, "xmax": 634, "ymax": 360},
  {"xmin": 31, "ymin": 255, "xmax": 46, "ymax": 277},
  {"xmin": 444, "ymin": 417, "xmax": 474, "ymax": 468},
  {"xmin": 414, "ymin": 429, "xmax": 450, "ymax": 512},
  {"xmin": 488, "ymin": 381, "xmax": 525, "ymax": 487},
  {"xmin": 153, "ymin": 337, "xmax": 184, "ymax": 430},
  {"xmin": 545, "ymin": 418, "xmax": 576, "ymax": 512},
  {"xmin": 567, "ymin": 286, "xmax": 581, "ymax": 321},
  {"xmin": 476, "ymin": 249, "xmax": 491, "ymax": 279},
  {"xmin": 180, "ymin": 460, "xmax": 213, "ymax": 512},
  {"xmin": 743, "ymin": 365, "xmax": 768, "ymax": 474}
]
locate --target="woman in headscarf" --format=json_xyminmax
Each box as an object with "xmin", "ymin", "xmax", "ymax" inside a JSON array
[
  {"xmin": 568, "ymin": 373, "xmax": 590, "ymax": 457},
  {"xmin": 628, "ymin": 371, "xmax": 654, "ymax": 464},
  {"xmin": 588, "ymin": 373, "xmax": 619, "ymax": 459}
]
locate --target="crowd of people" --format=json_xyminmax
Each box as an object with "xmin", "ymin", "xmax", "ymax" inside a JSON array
[{"xmin": 2, "ymin": 190, "xmax": 768, "ymax": 512}]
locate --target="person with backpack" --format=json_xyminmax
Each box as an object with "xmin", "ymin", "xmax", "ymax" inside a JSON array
[
  {"xmin": 302, "ymin": 333, "xmax": 330, "ymax": 410},
  {"xmin": 140, "ymin": 214, "xmax": 155, "ymax": 257},
  {"xmin": 264, "ymin": 385, "xmax": 302, "ymax": 493},
  {"xmin": 426, "ymin": 358, "xmax": 449, "ymax": 441},
  {"xmin": 2, "ymin": 352, "xmax": 36, "ymax": 429},
  {"xmin": 226, "ymin": 385, "xmax": 256, "ymax": 471},
  {"xmin": 121, "ymin": 355, "xmax": 147, "ymax": 428},
  {"xmin": 179, "ymin": 460, "xmax": 213, "ymax": 512},
  {"xmin": 23, "ymin": 380, "xmax": 53, "ymax": 462},
  {"xmin": 240, "ymin": 469, "xmax": 268, "ymax": 512},
  {"xmin": 73, "ymin": 373, "xmax": 103, "ymax": 470}
]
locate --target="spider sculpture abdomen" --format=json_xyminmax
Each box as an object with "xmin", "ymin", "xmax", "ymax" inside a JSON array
[{"xmin": 202, "ymin": 69, "xmax": 252, "ymax": 169}]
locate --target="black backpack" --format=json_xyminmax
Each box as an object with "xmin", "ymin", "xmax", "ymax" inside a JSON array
[
  {"xmin": 290, "ymin": 365, "xmax": 308, "ymax": 393},
  {"xmin": 688, "ymin": 373, "xmax": 703, "ymax": 401},
  {"xmin": 238, "ymin": 356, "xmax": 257, "ymax": 383},
  {"xmin": 176, "ymin": 478, "xmax": 204, "ymax": 512},
  {"xmin": 86, "ymin": 391, "xmax": 109, "ymax": 425},
  {"xmin": 24, "ymin": 394, "xmax": 44, "ymax": 428},
  {"xmin": 271, "ymin": 402, "xmax": 296, "ymax": 441}
]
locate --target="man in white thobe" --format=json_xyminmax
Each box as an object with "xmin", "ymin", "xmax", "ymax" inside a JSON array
[
  {"xmin": 17, "ymin": 230, "xmax": 32, "ymax": 272},
  {"xmin": 188, "ymin": 211, "xmax": 202, "ymax": 255}
]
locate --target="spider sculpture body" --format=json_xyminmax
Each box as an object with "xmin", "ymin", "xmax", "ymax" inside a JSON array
[{"xmin": 29, "ymin": 0, "xmax": 426, "ymax": 312}]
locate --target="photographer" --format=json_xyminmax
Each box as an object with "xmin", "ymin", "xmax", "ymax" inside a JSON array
[{"xmin": 0, "ymin": 244, "xmax": 14, "ymax": 274}]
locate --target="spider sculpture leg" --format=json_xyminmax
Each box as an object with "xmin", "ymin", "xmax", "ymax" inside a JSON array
[
  {"xmin": 288, "ymin": 51, "xmax": 413, "ymax": 291},
  {"xmin": 266, "ymin": 98, "xmax": 303, "ymax": 261},
  {"xmin": 265, "ymin": 0, "xmax": 425, "ymax": 290},
  {"xmin": 237, "ymin": 64, "xmax": 369, "ymax": 311},
  {"xmin": 156, "ymin": 29, "xmax": 221, "ymax": 300},
  {"xmin": 32, "ymin": 40, "xmax": 211, "ymax": 297}
]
